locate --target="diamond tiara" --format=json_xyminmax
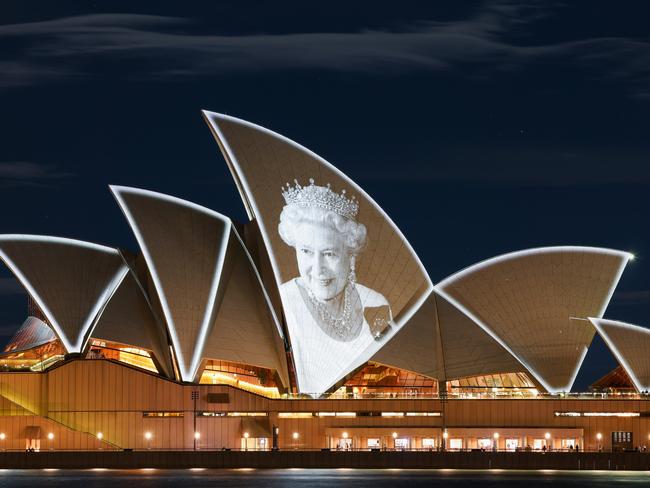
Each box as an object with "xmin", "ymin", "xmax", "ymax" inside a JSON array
[{"xmin": 282, "ymin": 178, "xmax": 359, "ymax": 221}]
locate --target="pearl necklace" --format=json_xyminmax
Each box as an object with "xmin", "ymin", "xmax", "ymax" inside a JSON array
[{"xmin": 306, "ymin": 283, "xmax": 354, "ymax": 340}]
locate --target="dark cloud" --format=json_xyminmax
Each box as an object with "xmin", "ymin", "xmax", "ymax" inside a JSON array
[
  {"xmin": 349, "ymin": 144, "xmax": 650, "ymax": 187},
  {"xmin": 0, "ymin": 4, "xmax": 648, "ymax": 97},
  {"xmin": 0, "ymin": 277, "xmax": 22, "ymax": 295},
  {"xmin": 0, "ymin": 161, "xmax": 75, "ymax": 187},
  {"xmin": 0, "ymin": 323, "xmax": 19, "ymax": 337},
  {"xmin": 612, "ymin": 290, "xmax": 650, "ymax": 306}
]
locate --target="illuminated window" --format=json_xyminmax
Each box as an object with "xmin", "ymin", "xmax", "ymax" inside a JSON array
[
  {"xmin": 561, "ymin": 439, "xmax": 577, "ymax": 449},
  {"xmin": 89, "ymin": 339, "xmax": 158, "ymax": 373},
  {"xmin": 367, "ymin": 438, "xmax": 380, "ymax": 448},
  {"xmin": 315, "ymin": 411, "xmax": 356, "ymax": 417},
  {"xmin": 405, "ymin": 412, "xmax": 441, "ymax": 417},
  {"xmin": 477, "ymin": 438, "xmax": 493, "ymax": 450},
  {"xmin": 143, "ymin": 412, "xmax": 184, "ymax": 418},
  {"xmin": 198, "ymin": 412, "xmax": 227, "ymax": 417},
  {"xmin": 394, "ymin": 438, "xmax": 409, "ymax": 449},
  {"xmin": 422, "ymin": 438, "xmax": 436, "ymax": 449},
  {"xmin": 226, "ymin": 412, "xmax": 268, "ymax": 417},
  {"xmin": 555, "ymin": 411, "xmax": 639, "ymax": 418},
  {"xmin": 583, "ymin": 412, "xmax": 639, "ymax": 417},
  {"xmin": 199, "ymin": 359, "xmax": 280, "ymax": 398},
  {"xmin": 505, "ymin": 439, "xmax": 519, "ymax": 451},
  {"xmin": 278, "ymin": 412, "xmax": 313, "ymax": 418},
  {"xmin": 449, "ymin": 372, "xmax": 537, "ymax": 395},
  {"xmin": 381, "ymin": 412, "xmax": 404, "ymax": 417},
  {"xmin": 449, "ymin": 439, "xmax": 462, "ymax": 450},
  {"xmin": 342, "ymin": 363, "xmax": 438, "ymax": 398}
]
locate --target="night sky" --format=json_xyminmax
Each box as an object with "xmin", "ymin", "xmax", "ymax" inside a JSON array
[{"xmin": 1, "ymin": 1, "xmax": 649, "ymax": 390}]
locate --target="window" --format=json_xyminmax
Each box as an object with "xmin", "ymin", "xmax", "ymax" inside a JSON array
[
  {"xmin": 583, "ymin": 412, "xmax": 639, "ymax": 417},
  {"xmin": 395, "ymin": 438, "xmax": 409, "ymax": 449},
  {"xmin": 554, "ymin": 412, "xmax": 580, "ymax": 417},
  {"xmin": 561, "ymin": 439, "xmax": 576, "ymax": 450},
  {"xmin": 505, "ymin": 438, "xmax": 519, "ymax": 451},
  {"xmin": 278, "ymin": 412, "xmax": 312, "ymax": 418},
  {"xmin": 227, "ymin": 412, "xmax": 267, "ymax": 417},
  {"xmin": 198, "ymin": 411, "xmax": 226, "ymax": 417},
  {"xmin": 449, "ymin": 438, "xmax": 463, "ymax": 450},
  {"xmin": 315, "ymin": 412, "xmax": 356, "ymax": 417},
  {"xmin": 505, "ymin": 439, "xmax": 518, "ymax": 451},
  {"xmin": 422, "ymin": 438, "xmax": 436, "ymax": 449},
  {"xmin": 477, "ymin": 438, "xmax": 492, "ymax": 450},
  {"xmin": 143, "ymin": 412, "xmax": 184, "ymax": 418},
  {"xmin": 337, "ymin": 438, "xmax": 352, "ymax": 450},
  {"xmin": 555, "ymin": 411, "xmax": 639, "ymax": 417},
  {"xmin": 367, "ymin": 438, "xmax": 380, "ymax": 448}
]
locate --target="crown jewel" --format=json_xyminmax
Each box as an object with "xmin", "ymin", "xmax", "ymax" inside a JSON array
[{"xmin": 282, "ymin": 178, "xmax": 359, "ymax": 221}]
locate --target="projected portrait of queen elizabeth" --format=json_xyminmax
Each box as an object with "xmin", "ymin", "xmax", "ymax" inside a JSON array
[{"xmin": 278, "ymin": 178, "xmax": 393, "ymax": 394}]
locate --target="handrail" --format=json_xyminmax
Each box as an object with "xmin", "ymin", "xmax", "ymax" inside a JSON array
[{"xmin": 44, "ymin": 415, "xmax": 121, "ymax": 451}]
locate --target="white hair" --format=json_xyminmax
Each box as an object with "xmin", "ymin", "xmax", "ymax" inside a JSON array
[{"xmin": 278, "ymin": 204, "xmax": 367, "ymax": 254}]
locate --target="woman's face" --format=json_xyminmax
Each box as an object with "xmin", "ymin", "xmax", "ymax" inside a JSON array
[{"xmin": 293, "ymin": 221, "xmax": 351, "ymax": 301}]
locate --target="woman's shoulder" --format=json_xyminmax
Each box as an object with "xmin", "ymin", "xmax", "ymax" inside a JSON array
[{"xmin": 355, "ymin": 283, "xmax": 389, "ymax": 308}]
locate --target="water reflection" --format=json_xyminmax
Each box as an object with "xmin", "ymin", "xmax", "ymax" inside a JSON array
[{"xmin": 0, "ymin": 469, "xmax": 648, "ymax": 487}]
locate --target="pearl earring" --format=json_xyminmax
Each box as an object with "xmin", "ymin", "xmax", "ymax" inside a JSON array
[{"xmin": 349, "ymin": 256, "xmax": 357, "ymax": 285}]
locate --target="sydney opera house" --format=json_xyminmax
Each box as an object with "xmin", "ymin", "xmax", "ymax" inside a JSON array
[{"xmin": 0, "ymin": 112, "xmax": 648, "ymax": 453}]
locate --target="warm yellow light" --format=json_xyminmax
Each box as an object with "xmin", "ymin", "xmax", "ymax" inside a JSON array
[
  {"xmin": 47, "ymin": 432, "xmax": 54, "ymax": 440},
  {"xmin": 443, "ymin": 431, "xmax": 449, "ymax": 439},
  {"xmin": 97, "ymin": 432, "xmax": 103, "ymax": 440},
  {"xmin": 392, "ymin": 432, "xmax": 398, "ymax": 439},
  {"xmin": 292, "ymin": 432, "xmax": 299, "ymax": 440},
  {"xmin": 596, "ymin": 433, "xmax": 602, "ymax": 441},
  {"xmin": 493, "ymin": 432, "xmax": 499, "ymax": 439},
  {"xmin": 0, "ymin": 433, "xmax": 5, "ymax": 440},
  {"xmin": 194, "ymin": 432, "xmax": 201, "ymax": 439},
  {"xmin": 243, "ymin": 432, "xmax": 250, "ymax": 439},
  {"xmin": 544, "ymin": 432, "xmax": 551, "ymax": 440},
  {"xmin": 342, "ymin": 432, "xmax": 348, "ymax": 439},
  {"xmin": 144, "ymin": 432, "xmax": 152, "ymax": 440}
]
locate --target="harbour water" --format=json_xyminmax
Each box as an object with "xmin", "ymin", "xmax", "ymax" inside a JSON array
[{"xmin": 0, "ymin": 469, "xmax": 649, "ymax": 487}]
